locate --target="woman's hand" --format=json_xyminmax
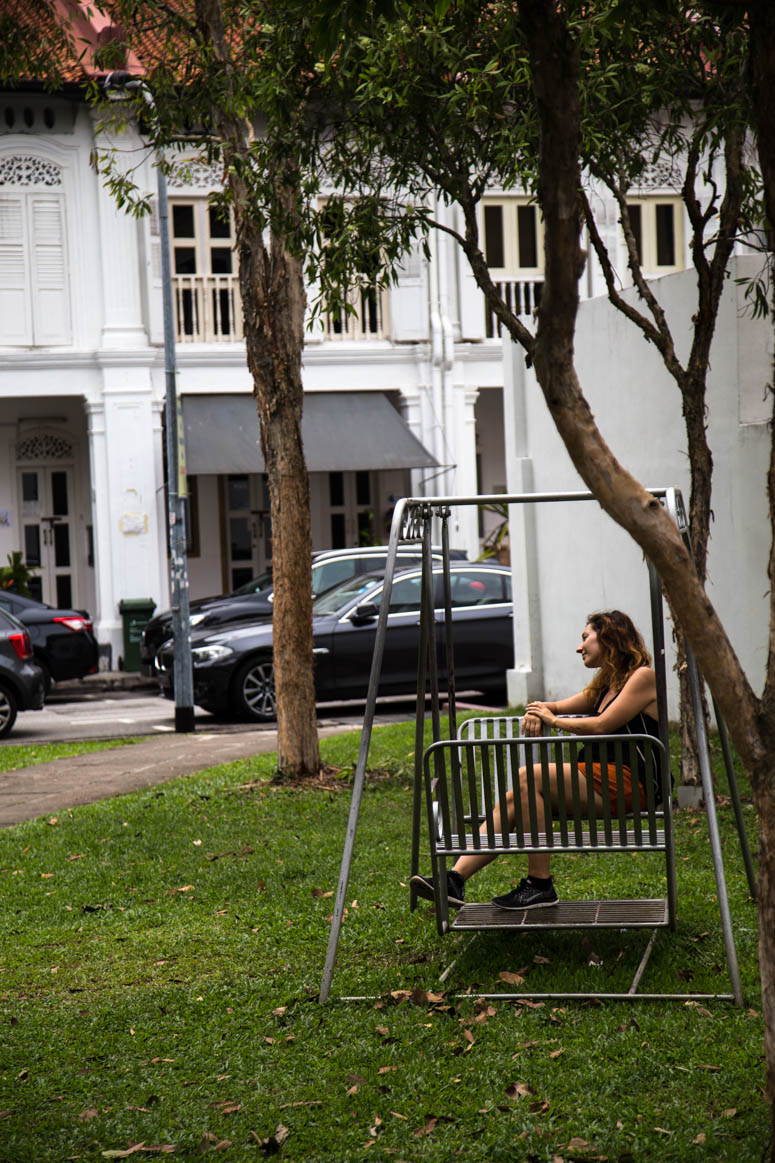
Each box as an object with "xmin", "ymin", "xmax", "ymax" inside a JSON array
[{"xmin": 523, "ymin": 702, "xmax": 555, "ymax": 734}]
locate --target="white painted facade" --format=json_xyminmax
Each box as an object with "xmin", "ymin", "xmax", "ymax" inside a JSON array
[{"xmin": 0, "ymin": 91, "xmax": 769, "ymax": 708}]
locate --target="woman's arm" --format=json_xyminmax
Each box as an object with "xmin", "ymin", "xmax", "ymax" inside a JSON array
[
  {"xmin": 527, "ymin": 668, "xmax": 658, "ymax": 735},
  {"xmin": 523, "ymin": 689, "xmax": 595, "ymax": 735}
]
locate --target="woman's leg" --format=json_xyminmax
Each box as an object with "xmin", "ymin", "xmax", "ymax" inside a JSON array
[{"xmin": 452, "ymin": 761, "xmax": 604, "ymax": 884}]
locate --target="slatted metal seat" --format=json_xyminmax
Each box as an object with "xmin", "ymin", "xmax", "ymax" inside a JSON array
[{"xmin": 422, "ymin": 722, "xmax": 676, "ymax": 936}]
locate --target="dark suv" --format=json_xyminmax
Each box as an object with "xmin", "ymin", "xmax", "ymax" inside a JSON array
[
  {"xmin": 0, "ymin": 591, "xmax": 99, "ymax": 689},
  {"xmin": 0, "ymin": 607, "xmax": 45, "ymax": 737}
]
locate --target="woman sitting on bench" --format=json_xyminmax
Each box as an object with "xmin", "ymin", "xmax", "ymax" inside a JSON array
[{"xmin": 411, "ymin": 609, "xmax": 661, "ymax": 911}]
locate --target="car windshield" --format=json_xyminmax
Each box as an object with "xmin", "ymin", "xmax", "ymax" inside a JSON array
[
  {"xmin": 232, "ymin": 570, "xmax": 274, "ymax": 597},
  {"xmin": 312, "ymin": 573, "xmax": 383, "ymax": 616}
]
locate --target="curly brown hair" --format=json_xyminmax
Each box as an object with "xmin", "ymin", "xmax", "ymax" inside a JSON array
[{"xmin": 583, "ymin": 610, "xmax": 652, "ymax": 703}]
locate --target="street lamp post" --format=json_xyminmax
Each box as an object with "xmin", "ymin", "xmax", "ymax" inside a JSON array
[{"xmin": 104, "ymin": 72, "xmax": 195, "ymax": 733}]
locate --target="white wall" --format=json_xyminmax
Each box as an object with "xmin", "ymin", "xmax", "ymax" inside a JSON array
[{"xmin": 506, "ymin": 258, "xmax": 770, "ymax": 713}]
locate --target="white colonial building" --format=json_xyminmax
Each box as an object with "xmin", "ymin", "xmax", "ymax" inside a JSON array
[{"xmin": 0, "ymin": 82, "xmax": 770, "ymax": 710}]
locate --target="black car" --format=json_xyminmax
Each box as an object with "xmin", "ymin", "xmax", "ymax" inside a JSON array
[
  {"xmin": 0, "ymin": 607, "xmax": 45, "ymax": 737},
  {"xmin": 139, "ymin": 546, "xmax": 467, "ymax": 675},
  {"xmin": 154, "ymin": 562, "xmax": 513, "ymax": 720},
  {"xmin": 0, "ymin": 591, "xmax": 99, "ymax": 688}
]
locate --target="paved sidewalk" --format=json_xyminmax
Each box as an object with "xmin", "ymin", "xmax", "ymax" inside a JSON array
[{"xmin": 0, "ymin": 723, "xmax": 358, "ymax": 828}]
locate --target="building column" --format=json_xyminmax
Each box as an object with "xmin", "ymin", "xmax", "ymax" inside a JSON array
[
  {"xmin": 503, "ymin": 338, "xmax": 544, "ymax": 705},
  {"xmin": 448, "ymin": 384, "xmax": 480, "ymax": 558},
  {"xmin": 86, "ymin": 399, "xmax": 118, "ymax": 660},
  {"xmin": 89, "ymin": 359, "xmax": 166, "ymax": 664}
]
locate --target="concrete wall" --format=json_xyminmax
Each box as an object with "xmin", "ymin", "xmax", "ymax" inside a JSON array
[{"xmin": 505, "ymin": 257, "xmax": 770, "ymax": 713}]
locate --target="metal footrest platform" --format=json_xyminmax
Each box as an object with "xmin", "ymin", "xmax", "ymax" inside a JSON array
[{"xmin": 451, "ymin": 897, "xmax": 669, "ymax": 931}]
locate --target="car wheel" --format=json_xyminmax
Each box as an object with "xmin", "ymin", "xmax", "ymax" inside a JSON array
[
  {"xmin": 233, "ymin": 656, "xmax": 276, "ymax": 721},
  {"xmin": 0, "ymin": 683, "xmax": 18, "ymax": 738}
]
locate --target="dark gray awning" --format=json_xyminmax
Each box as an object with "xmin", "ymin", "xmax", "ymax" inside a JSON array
[{"xmin": 181, "ymin": 392, "xmax": 437, "ymax": 474}]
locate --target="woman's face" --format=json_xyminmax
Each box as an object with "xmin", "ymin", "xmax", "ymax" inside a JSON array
[{"xmin": 576, "ymin": 622, "xmax": 603, "ymax": 669}]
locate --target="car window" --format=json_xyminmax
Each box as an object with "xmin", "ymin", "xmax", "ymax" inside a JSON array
[
  {"xmin": 311, "ymin": 559, "xmax": 360, "ymax": 596},
  {"xmin": 444, "ymin": 570, "xmax": 510, "ymax": 608},
  {"xmin": 369, "ymin": 574, "xmax": 423, "ymax": 615},
  {"xmin": 313, "ymin": 574, "xmax": 383, "ymax": 615},
  {"xmin": 233, "ymin": 570, "xmax": 273, "ymax": 596},
  {"xmin": 0, "ymin": 594, "xmax": 13, "ymax": 613},
  {"xmin": 358, "ymin": 552, "xmax": 424, "ymax": 574}
]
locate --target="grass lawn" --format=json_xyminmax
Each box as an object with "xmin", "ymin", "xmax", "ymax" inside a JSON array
[{"xmin": 0, "ymin": 720, "xmax": 766, "ymax": 1161}]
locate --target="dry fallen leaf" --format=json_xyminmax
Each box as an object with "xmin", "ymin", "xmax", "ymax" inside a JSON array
[
  {"xmin": 413, "ymin": 1116, "xmax": 437, "ymax": 1137},
  {"xmin": 549, "ymin": 1048, "xmax": 565, "ymax": 1059},
  {"xmin": 693, "ymin": 1132, "xmax": 706, "ymax": 1145},
  {"xmin": 377, "ymin": 1066, "xmax": 397, "ymax": 1074},
  {"xmin": 79, "ymin": 1108, "xmax": 99, "ymax": 1122},
  {"xmin": 505, "ymin": 1082, "xmax": 534, "ymax": 1100},
  {"xmin": 499, "ymin": 971, "xmax": 526, "ymax": 986}
]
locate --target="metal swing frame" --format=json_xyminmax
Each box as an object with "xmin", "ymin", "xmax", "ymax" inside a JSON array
[{"xmin": 319, "ymin": 488, "xmax": 756, "ymax": 1005}]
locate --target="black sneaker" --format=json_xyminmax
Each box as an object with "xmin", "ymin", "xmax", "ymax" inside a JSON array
[
  {"xmin": 410, "ymin": 870, "xmax": 466, "ymax": 909},
  {"xmin": 492, "ymin": 878, "xmax": 559, "ymax": 911}
]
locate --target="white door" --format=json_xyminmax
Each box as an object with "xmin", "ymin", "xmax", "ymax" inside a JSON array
[{"xmin": 18, "ymin": 466, "xmax": 76, "ymax": 608}]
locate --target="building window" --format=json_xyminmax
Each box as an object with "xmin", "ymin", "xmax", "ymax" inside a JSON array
[
  {"xmin": 482, "ymin": 198, "xmax": 543, "ymax": 277},
  {"xmin": 0, "ymin": 188, "xmax": 71, "ymax": 345},
  {"xmin": 625, "ymin": 197, "xmax": 684, "ymax": 273},
  {"xmin": 169, "ymin": 199, "xmax": 241, "ymax": 342},
  {"xmin": 481, "ymin": 197, "xmax": 543, "ymax": 333}
]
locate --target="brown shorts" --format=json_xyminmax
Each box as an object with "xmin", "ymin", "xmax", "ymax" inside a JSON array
[{"xmin": 577, "ymin": 762, "xmax": 642, "ymax": 812}]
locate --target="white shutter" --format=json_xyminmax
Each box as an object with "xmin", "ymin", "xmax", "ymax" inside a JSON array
[
  {"xmin": 0, "ymin": 196, "xmax": 32, "ymax": 344},
  {"xmin": 30, "ymin": 195, "xmax": 71, "ymax": 345},
  {"xmin": 390, "ymin": 245, "xmax": 429, "ymax": 342}
]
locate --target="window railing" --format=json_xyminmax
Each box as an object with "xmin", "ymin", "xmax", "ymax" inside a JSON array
[
  {"xmin": 172, "ymin": 274, "xmax": 243, "ymax": 343},
  {"xmin": 485, "ymin": 278, "xmax": 543, "ymax": 337},
  {"xmin": 323, "ymin": 284, "xmax": 390, "ymax": 341}
]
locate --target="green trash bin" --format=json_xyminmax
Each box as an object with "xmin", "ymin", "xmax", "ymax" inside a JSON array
[{"xmin": 118, "ymin": 598, "xmax": 156, "ymax": 673}]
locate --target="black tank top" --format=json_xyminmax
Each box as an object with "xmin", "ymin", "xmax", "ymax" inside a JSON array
[{"xmin": 579, "ymin": 689, "xmax": 666, "ymax": 804}]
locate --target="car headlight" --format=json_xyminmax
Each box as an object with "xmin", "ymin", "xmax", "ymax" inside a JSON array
[
  {"xmin": 191, "ymin": 644, "xmax": 234, "ymax": 665},
  {"xmin": 190, "ymin": 612, "xmax": 207, "ymax": 627}
]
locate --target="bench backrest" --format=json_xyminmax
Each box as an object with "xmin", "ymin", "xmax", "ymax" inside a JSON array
[{"xmin": 426, "ymin": 730, "xmax": 667, "ymax": 854}]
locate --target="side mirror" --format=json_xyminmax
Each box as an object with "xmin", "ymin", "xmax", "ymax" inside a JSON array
[{"xmin": 350, "ymin": 602, "xmax": 379, "ymax": 625}]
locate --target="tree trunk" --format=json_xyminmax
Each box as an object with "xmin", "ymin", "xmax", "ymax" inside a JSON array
[
  {"xmin": 517, "ymin": 0, "xmax": 774, "ymax": 1143},
  {"xmin": 193, "ymin": 0, "xmax": 320, "ymax": 778},
  {"xmin": 236, "ymin": 215, "xmax": 321, "ymax": 776}
]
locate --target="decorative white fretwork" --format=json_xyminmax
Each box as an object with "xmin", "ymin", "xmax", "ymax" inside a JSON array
[
  {"xmin": 634, "ymin": 159, "xmax": 682, "ymax": 193},
  {"xmin": 167, "ymin": 158, "xmax": 224, "ymax": 191},
  {"xmin": 0, "ymin": 154, "xmax": 63, "ymax": 187},
  {"xmin": 16, "ymin": 433, "xmax": 74, "ymax": 462}
]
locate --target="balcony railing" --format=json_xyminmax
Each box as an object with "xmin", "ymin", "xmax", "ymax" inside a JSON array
[
  {"xmin": 485, "ymin": 278, "xmax": 543, "ymax": 337},
  {"xmin": 322, "ymin": 284, "xmax": 390, "ymax": 341},
  {"xmin": 173, "ymin": 274, "xmax": 244, "ymax": 343}
]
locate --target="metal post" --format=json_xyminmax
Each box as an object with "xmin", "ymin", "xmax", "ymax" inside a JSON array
[
  {"xmin": 685, "ymin": 643, "xmax": 743, "ymax": 1005},
  {"xmin": 157, "ymin": 164, "xmax": 195, "ymax": 733},
  {"xmin": 319, "ymin": 500, "xmax": 408, "ymax": 1002}
]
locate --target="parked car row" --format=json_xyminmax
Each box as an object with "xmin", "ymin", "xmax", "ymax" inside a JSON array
[
  {"xmin": 0, "ymin": 590, "xmax": 99, "ymax": 738},
  {"xmin": 0, "ymin": 545, "xmax": 511, "ymax": 736},
  {"xmin": 0, "ymin": 607, "xmax": 46, "ymax": 738},
  {"xmin": 151, "ymin": 562, "xmax": 514, "ymax": 721},
  {"xmin": 139, "ymin": 544, "xmax": 468, "ymax": 674}
]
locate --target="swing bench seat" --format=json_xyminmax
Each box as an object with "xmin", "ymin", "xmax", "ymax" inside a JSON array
[{"xmin": 421, "ymin": 716, "xmax": 675, "ymax": 936}]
